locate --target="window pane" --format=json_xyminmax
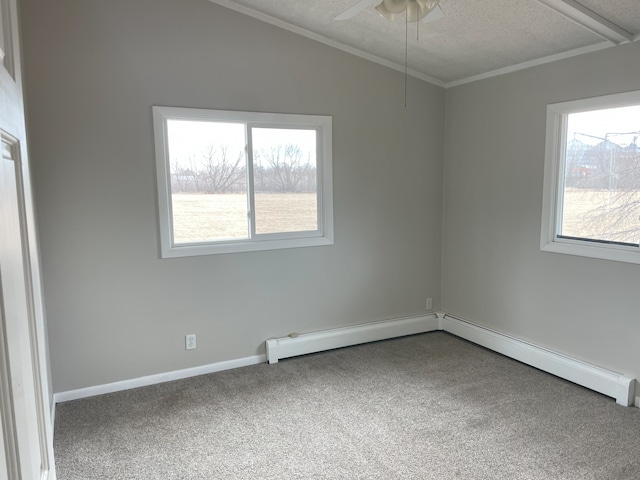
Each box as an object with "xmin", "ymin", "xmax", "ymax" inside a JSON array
[
  {"xmin": 252, "ymin": 128, "xmax": 318, "ymax": 234},
  {"xmin": 561, "ymin": 106, "xmax": 640, "ymax": 246},
  {"xmin": 166, "ymin": 119, "xmax": 248, "ymax": 243},
  {"xmin": 154, "ymin": 106, "xmax": 333, "ymax": 257}
]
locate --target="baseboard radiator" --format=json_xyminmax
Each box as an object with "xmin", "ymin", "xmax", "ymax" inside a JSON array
[
  {"xmin": 265, "ymin": 312, "xmax": 636, "ymax": 407},
  {"xmin": 53, "ymin": 312, "xmax": 635, "ymax": 408},
  {"xmin": 266, "ymin": 314, "xmax": 440, "ymax": 365}
]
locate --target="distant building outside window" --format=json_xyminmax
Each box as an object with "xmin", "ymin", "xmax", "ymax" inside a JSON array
[{"xmin": 541, "ymin": 90, "xmax": 640, "ymax": 264}]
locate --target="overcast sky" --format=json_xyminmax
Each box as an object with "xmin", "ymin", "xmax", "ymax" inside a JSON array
[
  {"xmin": 166, "ymin": 119, "xmax": 316, "ymax": 168},
  {"xmin": 568, "ymin": 105, "xmax": 640, "ymax": 147}
]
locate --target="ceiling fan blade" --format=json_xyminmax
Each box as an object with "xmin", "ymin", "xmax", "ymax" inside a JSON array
[
  {"xmin": 334, "ymin": 0, "xmax": 379, "ymax": 21},
  {"xmin": 422, "ymin": 4, "xmax": 444, "ymax": 23}
]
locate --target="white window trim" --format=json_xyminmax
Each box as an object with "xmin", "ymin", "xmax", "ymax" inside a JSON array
[
  {"xmin": 153, "ymin": 106, "xmax": 334, "ymax": 257},
  {"xmin": 541, "ymin": 90, "xmax": 640, "ymax": 265}
]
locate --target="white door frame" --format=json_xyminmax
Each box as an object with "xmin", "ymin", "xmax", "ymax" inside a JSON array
[{"xmin": 0, "ymin": 0, "xmax": 56, "ymax": 477}]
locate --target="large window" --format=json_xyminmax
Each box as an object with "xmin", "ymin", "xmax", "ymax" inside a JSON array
[
  {"xmin": 541, "ymin": 90, "xmax": 640, "ymax": 264},
  {"xmin": 153, "ymin": 106, "xmax": 333, "ymax": 257}
]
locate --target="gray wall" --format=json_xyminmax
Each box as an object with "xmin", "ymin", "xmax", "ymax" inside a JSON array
[
  {"xmin": 443, "ymin": 41, "xmax": 640, "ymax": 386},
  {"xmin": 21, "ymin": 0, "xmax": 444, "ymax": 392}
]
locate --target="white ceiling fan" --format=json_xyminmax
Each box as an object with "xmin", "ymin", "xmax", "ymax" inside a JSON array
[
  {"xmin": 335, "ymin": 0, "xmax": 444, "ymax": 107},
  {"xmin": 335, "ymin": 0, "xmax": 444, "ymax": 23}
]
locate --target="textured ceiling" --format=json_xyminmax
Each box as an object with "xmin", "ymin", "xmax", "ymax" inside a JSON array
[
  {"xmin": 210, "ymin": 0, "xmax": 640, "ymax": 86},
  {"xmin": 576, "ymin": 0, "xmax": 640, "ymax": 36}
]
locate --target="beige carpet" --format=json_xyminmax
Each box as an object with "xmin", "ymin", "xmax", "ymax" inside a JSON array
[{"xmin": 54, "ymin": 332, "xmax": 640, "ymax": 479}]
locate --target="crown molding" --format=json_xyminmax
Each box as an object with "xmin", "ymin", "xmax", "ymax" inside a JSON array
[{"xmin": 445, "ymin": 41, "xmax": 611, "ymax": 88}]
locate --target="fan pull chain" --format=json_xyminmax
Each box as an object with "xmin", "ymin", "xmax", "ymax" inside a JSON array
[{"xmin": 405, "ymin": 10, "xmax": 408, "ymax": 108}]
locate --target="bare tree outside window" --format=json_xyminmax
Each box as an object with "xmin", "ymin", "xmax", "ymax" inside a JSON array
[
  {"xmin": 188, "ymin": 154, "xmax": 202, "ymax": 193},
  {"xmin": 561, "ymin": 106, "xmax": 640, "ymax": 246},
  {"xmin": 201, "ymin": 144, "xmax": 246, "ymax": 194},
  {"xmin": 254, "ymin": 144, "xmax": 315, "ymax": 193},
  {"xmin": 171, "ymin": 162, "xmax": 189, "ymax": 193},
  {"xmin": 251, "ymin": 127, "xmax": 318, "ymax": 234}
]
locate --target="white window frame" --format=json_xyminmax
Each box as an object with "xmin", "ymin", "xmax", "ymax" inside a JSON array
[
  {"xmin": 153, "ymin": 106, "xmax": 334, "ymax": 257},
  {"xmin": 541, "ymin": 90, "xmax": 640, "ymax": 265}
]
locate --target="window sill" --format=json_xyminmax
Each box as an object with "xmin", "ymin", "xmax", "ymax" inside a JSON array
[
  {"xmin": 541, "ymin": 238, "xmax": 640, "ymax": 265},
  {"xmin": 161, "ymin": 235, "xmax": 334, "ymax": 258}
]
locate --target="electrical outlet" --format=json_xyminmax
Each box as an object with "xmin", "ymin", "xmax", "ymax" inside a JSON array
[
  {"xmin": 426, "ymin": 298, "xmax": 433, "ymax": 310},
  {"xmin": 185, "ymin": 334, "xmax": 196, "ymax": 350}
]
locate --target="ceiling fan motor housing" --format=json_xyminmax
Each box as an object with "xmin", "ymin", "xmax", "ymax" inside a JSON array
[{"xmin": 375, "ymin": 0, "xmax": 440, "ymax": 22}]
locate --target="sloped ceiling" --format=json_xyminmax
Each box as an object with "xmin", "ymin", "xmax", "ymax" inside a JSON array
[{"xmin": 209, "ymin": 0, "xmax": 640, "ymax": 87}]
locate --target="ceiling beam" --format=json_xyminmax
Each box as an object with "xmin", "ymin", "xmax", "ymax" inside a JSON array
[{"xmin": 536, "ymin": 0, "xmax": 634, "ymax": 45}]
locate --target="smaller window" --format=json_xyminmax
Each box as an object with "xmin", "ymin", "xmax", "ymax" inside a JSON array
[
  {"xmin": 541, "ymin": 90, "xmax": 640, "ymax": 264},
  {"xmin": 153, "ymin": 106, "xmax": 333, "ymax": 257}
]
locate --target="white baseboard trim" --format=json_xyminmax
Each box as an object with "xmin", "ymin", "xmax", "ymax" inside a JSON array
[
  {"xmin": 265, "ymin": 314, "xmax": 440, "ymax": 364},
  {"xmin": 441, "ymin": 314, "xmax": 635, "ymax": 407},
  {"xmin": 52, "ymin": 312, "xmax": 637, "ymax": 408},
  {"xmin": 54, "ymin": 354, "xmax": 266, "ymax": 404}
]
